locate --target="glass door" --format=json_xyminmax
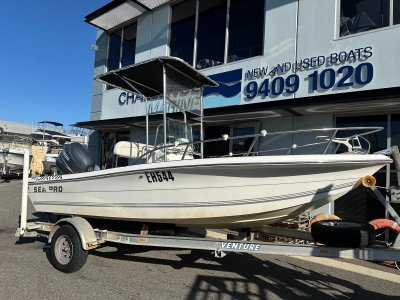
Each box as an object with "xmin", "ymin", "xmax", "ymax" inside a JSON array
[
  {"xmin": 203, "ymin": 123, "xmax": 259, "ymax": 157},
  {"xmin": 230, "ymin": 123, "xmax": 260, "ymax": 156},
  {"xmin": 100, "ymin": 131, "xmax": 130, "ymax": 169}
]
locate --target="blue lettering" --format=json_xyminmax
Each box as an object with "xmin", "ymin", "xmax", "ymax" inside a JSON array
[
  {"xmin": 127, "ymin": 92, "xmax": 135, "ymax": 104},
  {"xmin": 329, "ymin": 53, "xmax": 338, "ymax": 64},
  {"xmin": 347, "ymin": 50, "xmax": 356, "ymax": 61},
  {"xmin": 303, "ymin": 58, "xmax": 310, "ymax": 69},
  {"xmin": 245, "ymin": 67, "xmax": 268, "ymax": 81},
  {"xmin": 363, "ymin": 46, "xmax": 373, "ymax": 58},
  {"xmin": 339, "ymin": 51, "xmax": 347, "ymax": 62},
  {"xmin": 317, "ymin": 56, "xmax": 326, "ymax": 67},
  {"xmin": 118, "ymin": 92, "xmax": 128, "ymax": 105}
]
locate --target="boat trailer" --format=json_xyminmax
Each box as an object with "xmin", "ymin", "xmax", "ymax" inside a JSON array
[{"xmin": 15, "ymin": 150, "xmax": 400, "ymax": 273}]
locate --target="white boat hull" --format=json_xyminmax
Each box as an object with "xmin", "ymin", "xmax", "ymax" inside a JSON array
[
  {"xmin": 0, "ymin": 148, "xmax": 26, "ymax": 174},
  {"xmin": 28, "ymin": 154, "xmax": 390, "ymax": 228}
]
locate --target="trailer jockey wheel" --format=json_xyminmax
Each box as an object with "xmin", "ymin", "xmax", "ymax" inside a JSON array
[{"xmin": 47, "ymin": 225, "xmax": 88, "ymax": 273}]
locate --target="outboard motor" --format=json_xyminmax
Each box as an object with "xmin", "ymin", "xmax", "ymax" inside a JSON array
[{"xmin": 56, "ymin": 143, "xmax": 96, "ymax": 174}]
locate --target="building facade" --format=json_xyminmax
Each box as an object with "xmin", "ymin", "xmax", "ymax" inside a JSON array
[
  {"xmin": 0, "ymin": 120, "xmax": 40, "ymax": 137},
  {"xmin": 82, "ymin": 0, "xmax": 400, "ymax": 219}
]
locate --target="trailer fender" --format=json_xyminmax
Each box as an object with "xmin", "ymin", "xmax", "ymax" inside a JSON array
[{"xmin": 48, "ymin": 217, "xmax": 98, "ymax": 250}]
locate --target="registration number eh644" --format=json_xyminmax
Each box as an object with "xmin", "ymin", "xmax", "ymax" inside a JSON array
[{"xmin": 145, "ymin": 171, "xmax": 175, "ymax": 183}]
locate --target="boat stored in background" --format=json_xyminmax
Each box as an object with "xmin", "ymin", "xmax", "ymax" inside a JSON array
[
  {"xmin": 0, "ymin": 134, "xmax": 32, "ymax": 177},
  {"xmin": 31, "ymin": 121, "xmax": 88, "ymax": 175}
]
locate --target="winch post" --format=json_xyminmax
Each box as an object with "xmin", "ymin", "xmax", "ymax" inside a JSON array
[{"xmin": 368, "ymin": 186, "xmax": 400, "ymax": 225}]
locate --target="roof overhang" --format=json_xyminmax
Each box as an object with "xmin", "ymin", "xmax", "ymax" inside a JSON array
[
  {"xmin": 85, "ymin": 0, "xmax": 171, "ymax": 31},
  {"xmin": 76, "ymin": 96, "xmax": 400, "ymax": 131},
  {"xmin": 75, "ymin": 111, "xmax": 200, "ymax": 131}
]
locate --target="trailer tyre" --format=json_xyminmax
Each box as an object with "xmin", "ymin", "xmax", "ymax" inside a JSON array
[
  {"xmin": 48, "ymin": 225, "xmax": 88, "ymax": 273},
  {"xmin": 311, "ymin": 220, "xmax": 375, "ymax": 248}
]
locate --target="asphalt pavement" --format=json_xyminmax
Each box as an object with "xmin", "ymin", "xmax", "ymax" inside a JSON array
[{"xmin": 1, "ymin": 179, "xmax": 400, "ymax": 300}]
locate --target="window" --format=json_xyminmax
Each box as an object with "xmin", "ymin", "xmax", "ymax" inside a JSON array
[
  {"xmin": 395, "ymin": 1, "xmax": 400, "ymax": 24},
  {"xmin": 107, "ymin": 30, "xmax": 122, "ymax": 71},
  {"xmin": 390, "ymin": 114, "xmax": 400, "ymax": 186},
  {"xmin": 230, "ymin": 124, "xmax": 258, "ymax": 155},
  {"xmin": 107, "ymin": 23, "xmax": 137, "ymax": 71},
  {"xmin": 228, "ymin": 0, "xmax": 264, "ymax": 63},
  {"xmin": 335, "ymin": 115, "xmax": 388, "ymax": 153},
  {"xmin": 100, "ymin": 131, "xmax": 130, "ymax": 168},
  {"xmin": 334, "ymin": 115, "xmax": 388, "ymax": 222},
  {"xmin": 170, "ymin": 0, "xmax": 196, "ymax": 65},
  {"xmin": 196, "ymin": 0, "xmax": 227, "ymax": 69},
  {"xmin": 340, "ymin": 0, "xmax": 400, "ymax": 37},
  {"xmin": 121, "ymin": 23, "xmax": 137, "ymax": 67},
  {"xmin": 392, "ymin": 115, "xmax": 400, "ymax": 149},
  {"xmin": 169, "ymin": 0, "xmax": 265, "ymax": 70}
]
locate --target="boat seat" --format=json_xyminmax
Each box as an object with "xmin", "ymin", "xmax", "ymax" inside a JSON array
[{"xmin": 114, "ymin": 141, "xmax": 153, "ymax": 159}]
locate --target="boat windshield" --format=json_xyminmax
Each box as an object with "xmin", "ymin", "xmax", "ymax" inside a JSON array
[{"xmin": 155, "ymin": 119, "xmax": 194, "ymax": 146}]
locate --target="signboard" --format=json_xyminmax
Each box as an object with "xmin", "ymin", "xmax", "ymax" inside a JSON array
[
  {"xmin": 241, "ymin": 46, "xmax": 373, "ymax": 102},
  {"xmin": 101, "ymin": 45, "xmax": 390, "ymax": 119}
]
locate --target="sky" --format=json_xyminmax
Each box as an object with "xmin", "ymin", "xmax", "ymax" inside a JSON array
[{"xmin": 0, "ymin": 1, "xmax": 110, "ymax": 128}]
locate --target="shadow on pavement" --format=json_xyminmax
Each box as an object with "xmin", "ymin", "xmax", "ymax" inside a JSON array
[{"xmin": 91, "ymin": 247, "xmax": 393, "ymax": 299}]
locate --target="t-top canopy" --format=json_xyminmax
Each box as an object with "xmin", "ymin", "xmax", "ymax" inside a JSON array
[
  {"xmin": 95, "ymin": 56, "xmax": 218, "ymax": 98},
  {"xmin": 38, "ymin": 121, "xmax": 63, "ymax": 127}
]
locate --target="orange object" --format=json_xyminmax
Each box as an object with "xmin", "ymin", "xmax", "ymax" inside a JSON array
[
  {"xmin": 368, "ymin": 219, "xmax": 400, "ymax": 233},
  {"xmin": 361, "ymin": 175, "xmax": 376, "ymax": 187}
]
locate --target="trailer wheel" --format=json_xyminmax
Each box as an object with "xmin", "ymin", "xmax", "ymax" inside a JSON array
[
  {"xmin": 311, "ymin": 220, "xmax": 375, "ymax": 248},
  {"xmin": 48, "ymin": 225, "xmax": 88, "ymax": 273}
]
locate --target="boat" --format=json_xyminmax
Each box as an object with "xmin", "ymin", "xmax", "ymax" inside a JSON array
[
  {"xmin": 0, "ymin": 134, "xmax": 32, "ymax": 176},
  {"xmin": 27, "ymin": 57, "xmax": 391, "ymax": 229},
  {"xmin": 31, "ymin": 121, "xmax": 68, "ymax": 176},
  {"xmin": 31, "ymin": 121, "xmax": 87, "ymax": 175},
  {"xmin": 31, "ymin": 121, "xmax": 72, "ymax": 147},
  {"xmin": 68, "ymin": 126, "xmax": 88, "ymax": 146},
  {"xmin": 40, "ymin": 145, "xmax": 64, "ymax": 176}
]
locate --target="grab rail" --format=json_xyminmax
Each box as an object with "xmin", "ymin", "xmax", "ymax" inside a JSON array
[{"xmin": 131, "ymin": 127, "xmax": 383, "ymax": 165}]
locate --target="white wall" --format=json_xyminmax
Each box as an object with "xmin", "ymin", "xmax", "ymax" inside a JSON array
[{"xmin": 135, "ymin": 4, "xmax": 170, "ymax": 62}]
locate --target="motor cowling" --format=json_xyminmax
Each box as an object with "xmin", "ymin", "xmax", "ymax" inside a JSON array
[{"xmin": 56, "ymin": 143, "xmax": 96, "ymax": 174}]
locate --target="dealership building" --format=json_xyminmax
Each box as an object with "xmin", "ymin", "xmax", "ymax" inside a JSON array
[{"xmin": 79, "ymin": 0, "xmax": 400, "ymax": 220}]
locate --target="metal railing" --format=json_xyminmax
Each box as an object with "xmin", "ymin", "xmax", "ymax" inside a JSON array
[{"xmin": 131, "ymin": 126, "xmax": 384, "ymax": 165}]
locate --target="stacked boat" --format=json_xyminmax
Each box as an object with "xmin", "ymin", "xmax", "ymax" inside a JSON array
[
  {"xmin": 0, "ymin": 134, "xmax": 32, "ymax": 177},
  {"xmin": 31, "ymin": 121, "xmax": 88, "ymax": 175}
]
